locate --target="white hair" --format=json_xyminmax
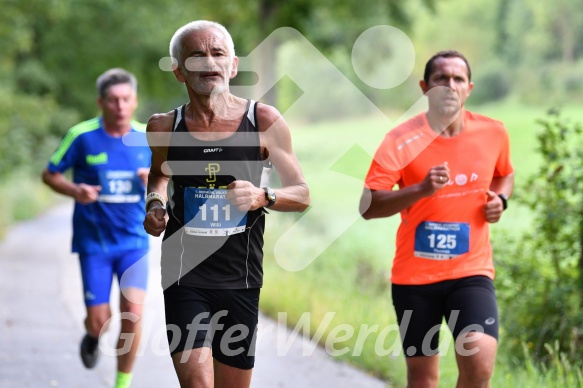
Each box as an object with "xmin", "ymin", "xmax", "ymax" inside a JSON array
[{"xmin": 169, "ymin": 20, "xmax": 235, "ymax": 66}]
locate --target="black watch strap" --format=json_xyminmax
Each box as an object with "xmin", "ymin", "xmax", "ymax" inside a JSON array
[{"xmin": 497, "ymin": 193, "xmax": 508, "ymax": 210}]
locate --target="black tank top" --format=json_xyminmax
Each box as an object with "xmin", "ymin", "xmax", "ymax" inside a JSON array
[{"xmin": 161, "ymin": 100, "xmax": 267, "ymax": 289}]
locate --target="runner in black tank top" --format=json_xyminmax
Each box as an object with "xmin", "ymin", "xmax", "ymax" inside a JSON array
[
  {"xmin": 162, "ymin": 100, "xmax": 267, "ymax": 289},
  {"xmin": 143, "ymin": 20, "xmax": 309, "ymax": 384}
]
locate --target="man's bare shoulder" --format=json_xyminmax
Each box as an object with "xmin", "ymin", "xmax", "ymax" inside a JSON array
[
  {"xmin": 147, "ymin": 111, "xmax": 175, "ymax": 133},
  {"xmin": 255, "ymin": 103, "xmax": 284, "ymax": 132}
]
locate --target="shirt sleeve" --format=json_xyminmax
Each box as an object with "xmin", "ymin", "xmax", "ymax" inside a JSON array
[
  {"xmin": 364, "ymin": 133, "xmax": 403, "ymax": 191},
  {"xmin": 47, "ymin": 131, "xmax": 82, "ymax": 173},
  {"xmin": 494, "ymin": 124, "xmax": 514, "ymax": 177}
]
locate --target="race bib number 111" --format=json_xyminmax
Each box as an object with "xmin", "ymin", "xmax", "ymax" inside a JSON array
[{"xmin": 184, "ymin": 187, "xmax": 247, "ymax": 236}]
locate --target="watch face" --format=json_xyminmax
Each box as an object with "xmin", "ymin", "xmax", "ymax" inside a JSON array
[{"xmin": 265, "ymin": 187, "xmax": 276, "ymax": 206}]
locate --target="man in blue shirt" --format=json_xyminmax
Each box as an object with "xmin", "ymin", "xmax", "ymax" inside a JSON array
[{"xmin": 42, "ymin": 68, "xmax": 150, "ymax": 388}]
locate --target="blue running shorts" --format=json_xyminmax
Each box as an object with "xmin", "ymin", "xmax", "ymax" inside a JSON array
[{"xmin": 79, "ymin": 248, "xmax": 149, "ymax": 306}]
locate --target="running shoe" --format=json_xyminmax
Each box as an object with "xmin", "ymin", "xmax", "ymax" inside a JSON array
[{"xmin": 80, "ymin": 334, "xmax": 100, "ymax": 369}]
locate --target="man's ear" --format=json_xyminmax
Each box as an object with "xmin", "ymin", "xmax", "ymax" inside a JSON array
[
  {"xmin": 419, "ymin": 80, "xmax": 429, "ymax": 94},
  {"xmin": 173, "ymin": 66, "xmax": 186, "ymax": 83}
]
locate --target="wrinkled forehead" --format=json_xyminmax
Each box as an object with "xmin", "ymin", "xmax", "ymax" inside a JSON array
[{"xmin": 182, "ymin": 28, "xmax": 230, "ymax": 57}]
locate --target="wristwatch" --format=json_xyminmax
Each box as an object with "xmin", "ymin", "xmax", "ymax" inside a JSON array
[
  {"xmin": 497, "ymin": 193, "xmax": 508, "ymax": 211},
  {"xmin": 263, "ymin": 187, "xmax": 276, "ymax": 208}
]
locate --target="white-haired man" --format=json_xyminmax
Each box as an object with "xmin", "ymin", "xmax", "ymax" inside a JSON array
[{"xmin": 143, "ymin": 20, "xmax": 309, "ymax": 388}]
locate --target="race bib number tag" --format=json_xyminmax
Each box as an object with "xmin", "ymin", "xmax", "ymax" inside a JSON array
[
  {"xmin": 184, "ymin": 188, "xmax": 247, "ymax": 236},
  {"xmin": 98, "ymin": 170, "xmax": 141, "ymax": 203},
  {"xmin": 414, "ymin": 221, "xmax": 470, "ymax": 260}
]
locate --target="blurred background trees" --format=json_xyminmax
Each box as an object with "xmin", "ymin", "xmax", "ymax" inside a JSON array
[
  {"xmin": 0, "ymin": 0, "xmax": 438, "ymax": 176},
  {"xmin": 2, "ymin": 0, "xmax": 583, "ymax": 382},
  {"xmin": 3, "ymin": 0, "xmax": 582, "ymax": 179}
]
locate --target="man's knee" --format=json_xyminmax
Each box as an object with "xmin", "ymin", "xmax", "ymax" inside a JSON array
[
  {"xmin": 118, "ymin": 303, "xmax": 144, "ymax": 334},
  {"xmin": 121, "ymin": 301, "xmax": 144, "ymax": 317},
  {"xmin": 120, "ymin": 288, "xmax": 146, "ymax": 323},
  {"xmin": 86, "ymin": 307, "xmax": 111, "ymax": 336},
  {"xmin": 457, "ymin": 364, "xmax": 494, "ymax": 388},
  {"xmin": 456, "ymin": 332, "xmax": 497, "ymax": 385},
  {"xmin": 408, "ymin": 374, "xmax": 439, "ymax": 388},
  {"xmin": 457, "ymin": 353, "xmax": 495, "ymax": 383},
  {"xmin": 172, "ymin": 348, "xmax": 214, "ymax": 388},
  {"xmin": 406, "ymin": 356, "xmax": 439, "ymax": 388}
]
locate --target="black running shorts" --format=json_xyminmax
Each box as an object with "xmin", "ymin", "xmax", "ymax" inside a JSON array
[
  {"xmin": 163, "ymin": 284, "xmax": 260, "ymax": 369},
  {"xmin": 391, "ymin": 275, "xmax": 498, "ymax": 357}
]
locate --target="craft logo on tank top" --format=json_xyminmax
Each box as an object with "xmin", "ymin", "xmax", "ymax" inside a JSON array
[{"xmin": 203, "ymin": 148, "xmax": 223, "ymax": 153}]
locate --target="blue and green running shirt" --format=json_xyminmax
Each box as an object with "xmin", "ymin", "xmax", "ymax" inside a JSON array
[{"xmin": 47, "ymin": 117, "xmax": 151, "ymax": 255}]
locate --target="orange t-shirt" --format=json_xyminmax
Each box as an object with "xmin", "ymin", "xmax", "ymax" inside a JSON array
[{"xmin": 364, "ymin": 110, "xmax": 514, "ymax": 285}]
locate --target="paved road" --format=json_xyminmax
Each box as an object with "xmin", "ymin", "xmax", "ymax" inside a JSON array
[{"xmin": 0, "ymin": 203, "xmax": 388, "ymax": 387}]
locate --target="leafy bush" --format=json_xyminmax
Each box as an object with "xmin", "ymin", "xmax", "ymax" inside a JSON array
[
  {"xmin": 496, "ymin": 108, "xmax": 583, "ymax": 366},
  {"xmin": 0, "ymin": 89, "xmax": 79, "ymax": 177}
]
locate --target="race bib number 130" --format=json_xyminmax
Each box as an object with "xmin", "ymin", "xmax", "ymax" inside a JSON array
[
  {"xmin": 98, "ymin": 170, "xmax": 141, "ymax": 203},
  {"xmin": 414, "ymin": 221, "xmax": 470, "ymax": 260},
  {"xmin": 184, "ymin": 188, "xmax": 247, "ymax": 236}
]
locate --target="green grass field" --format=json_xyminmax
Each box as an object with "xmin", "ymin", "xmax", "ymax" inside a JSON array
[{"xmin": 260, "ymin": 101, "xmax": 583, "ymax": 387}]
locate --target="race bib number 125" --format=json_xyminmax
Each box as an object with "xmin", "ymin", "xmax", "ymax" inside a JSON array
[{"xmin": 414, "ymin": 221, "xmax": 470, "ymax": 260}]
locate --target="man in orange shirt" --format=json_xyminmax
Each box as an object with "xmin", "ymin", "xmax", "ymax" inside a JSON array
[{"xmin": 360, "ymin": 50, "xmax": 514, "ymax": 387}]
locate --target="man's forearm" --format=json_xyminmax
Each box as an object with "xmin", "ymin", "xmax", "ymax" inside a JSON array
[
  {"xmin": 360, "ymin": 184, "xmax": 426, "ymax": 220},
  {"xmin": 147, "ymin": 171, "xmax": 169, "ymax": 198},
  {"xmin": 269, "ymin": 183, "xmax": 310, "ymax": 212},
  {"xmin": 42, "ymin": 170, "xmax": 77, "ymax": 198},
  {"xmin": 489, "ymin": 173, "xmax": 514, "ymax": 197}
]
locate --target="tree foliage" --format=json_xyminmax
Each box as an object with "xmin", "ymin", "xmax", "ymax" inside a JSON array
[
  {"xmin": 0, "ymin": 0, "xmax": 435, "ymax": 179},
  {"xmin": 2, "ymin": 0, "xmax": 582, "ymax": 178},
  {"xmin": 496, "ymin": 109, "xmax": 583, "ymax": 366}
]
